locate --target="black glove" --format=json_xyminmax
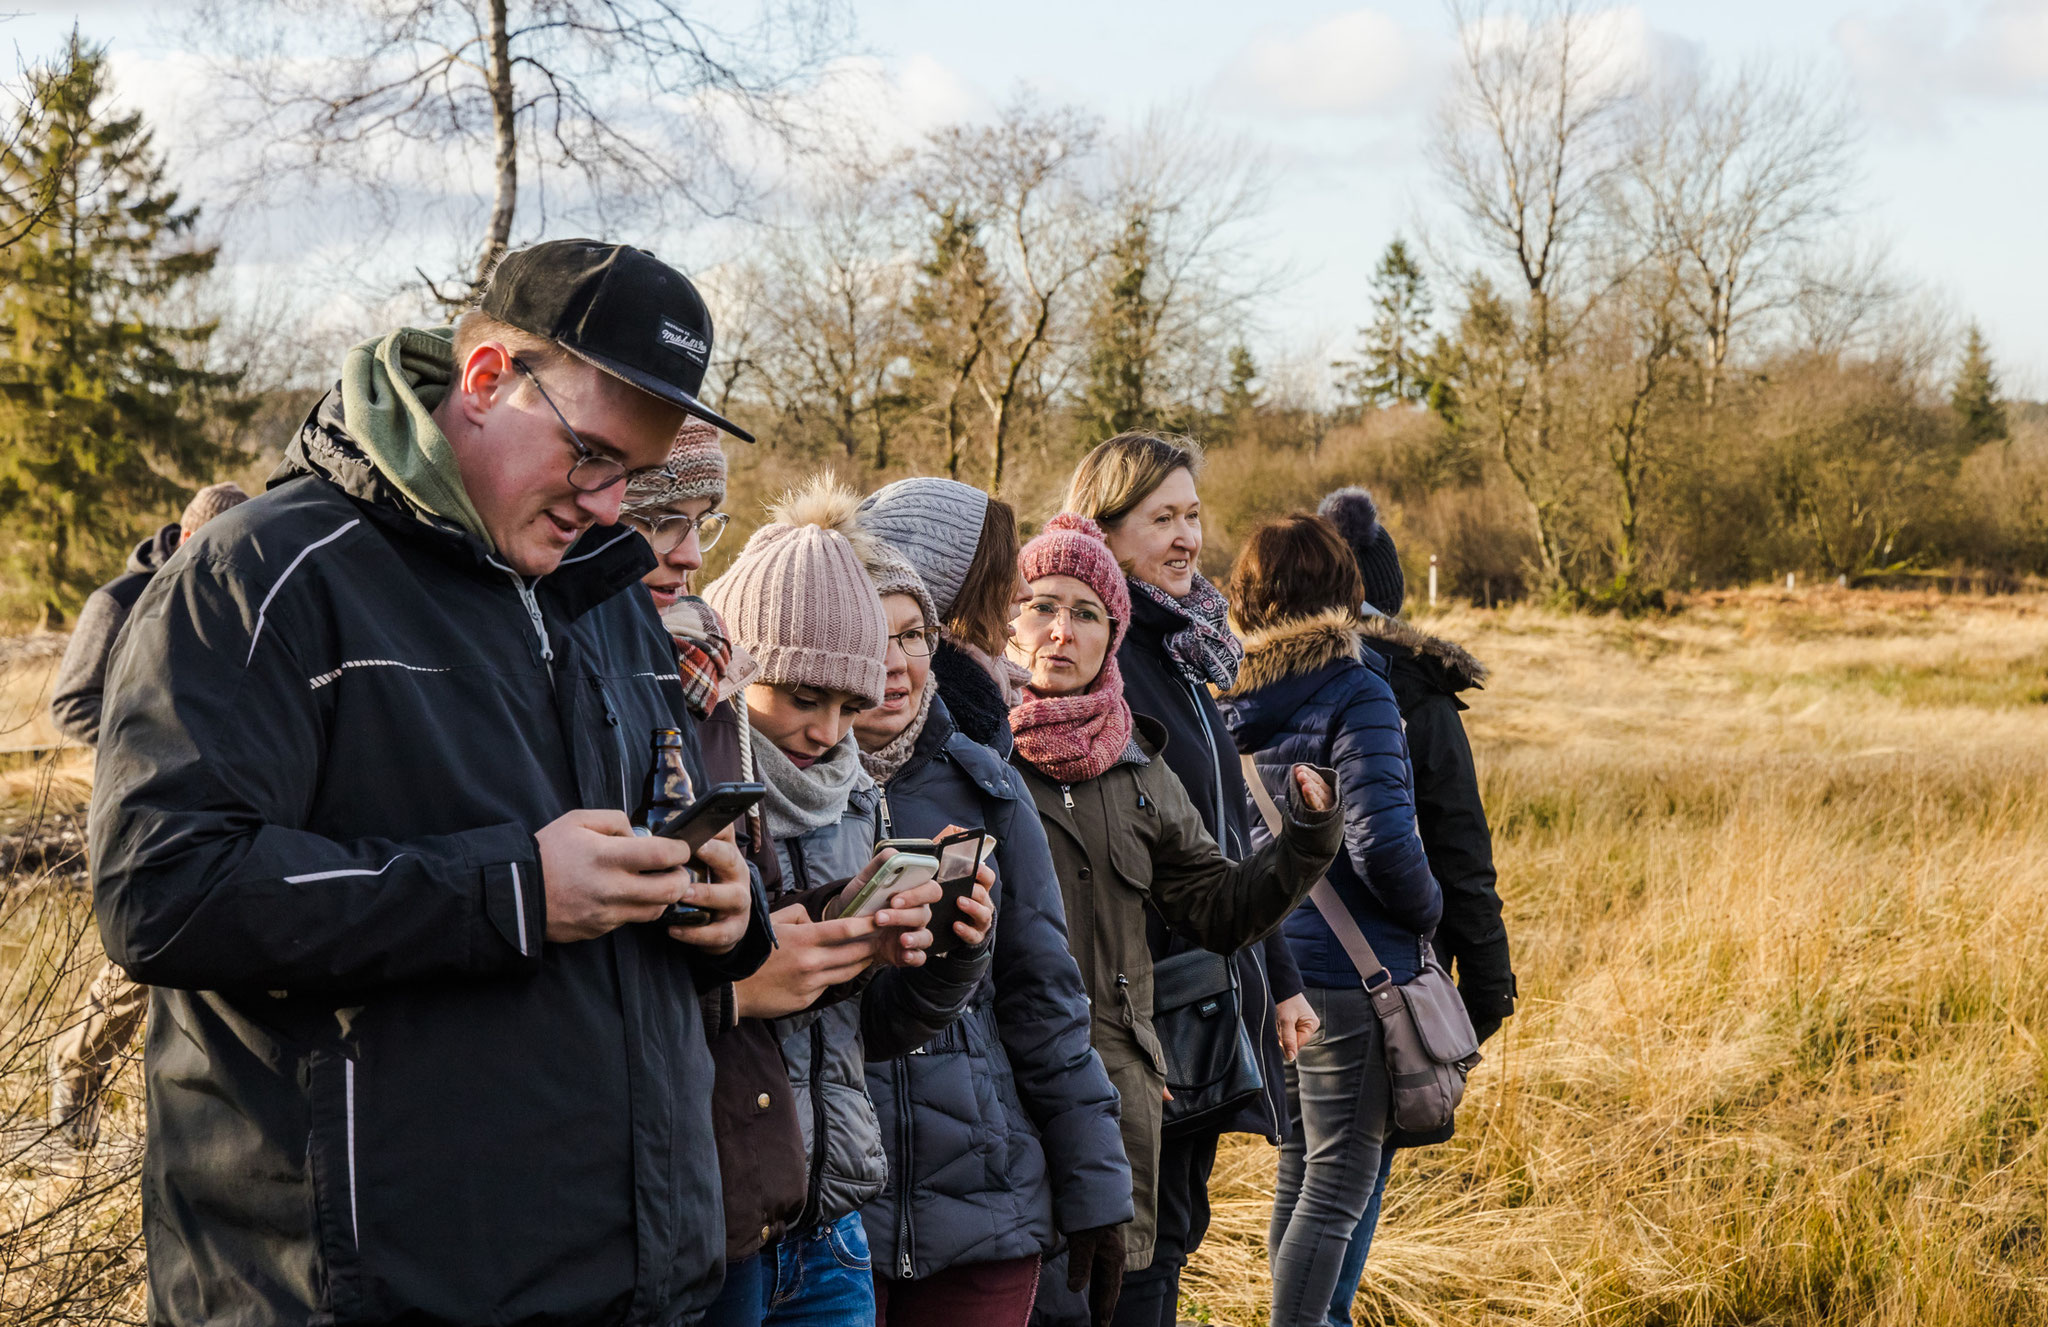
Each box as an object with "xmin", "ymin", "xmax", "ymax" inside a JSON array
[{"xmin": 1065, "ymin": 1223, "xmax": 1126, "ymax": 1327}]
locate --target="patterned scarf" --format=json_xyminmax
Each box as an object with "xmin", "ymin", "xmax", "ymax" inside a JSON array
[
  {"xmin": 1128, "ymin": 571, "xmax": 1245, "ymax": 689},
  {"xmin": 1008, "ymin": 654, "xmax": 1136, "ymax": 784},
  {"xmin": 659, "ymin": 595, "xmax": 756, "ymax": 718},
  {"xmin": 860, "ymin": 669, "xmax": 937, "ymax": 785}
]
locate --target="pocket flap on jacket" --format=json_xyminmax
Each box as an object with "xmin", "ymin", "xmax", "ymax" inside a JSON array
[{"xmin": 1151, "ymin": 948, "xmax": 1234, "ymax": 1016}]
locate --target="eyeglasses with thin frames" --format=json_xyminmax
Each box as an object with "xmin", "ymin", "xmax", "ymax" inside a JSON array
[
  {"xmin": 1018, "ymin": 599, "xmax": 1115, "ymax": 635},
  {"xmin": 621, "ymin": 509, "xmax": 730, "ymax": 556},
  {"xmin": 511, "ymin": 357, "xmax": 674, "ymax": 495}
]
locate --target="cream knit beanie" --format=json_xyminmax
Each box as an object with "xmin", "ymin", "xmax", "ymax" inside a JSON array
[{"xmin": 702, "ymin": 498, "xmax": 890, "ymax": 708}]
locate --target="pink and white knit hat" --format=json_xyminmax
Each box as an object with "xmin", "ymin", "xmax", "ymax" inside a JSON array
[
  {"xmin": 623, "ymin": 419, "xmax": 727, "ymax": 511},
  {"xmin": 1017, "ymin": 513, "xmax": 1131, "ymax": 656}
]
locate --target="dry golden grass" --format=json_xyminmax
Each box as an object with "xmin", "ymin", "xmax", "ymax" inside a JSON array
[{"xmin": 1188, "ymin": 588, "xmax": 2048, "ymax": 1326}]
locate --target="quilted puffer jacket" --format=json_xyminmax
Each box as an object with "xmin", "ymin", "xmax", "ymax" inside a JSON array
[
  {"xmin": 862, "ymin": 698, "xmax": 1130, "ymax": 1283},
  {"xmin": 1217, "ymin": 608, "xmax": 1442, "ymax": 987}
]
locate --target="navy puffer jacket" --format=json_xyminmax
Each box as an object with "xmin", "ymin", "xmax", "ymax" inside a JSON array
[
  {"xmin": 1218, "ymin": 609, "xmax": 1441, "ymax": 986},
  {"xmin": 862, "ymin": 698, "xmax": 1131, "ymax": 1281}
]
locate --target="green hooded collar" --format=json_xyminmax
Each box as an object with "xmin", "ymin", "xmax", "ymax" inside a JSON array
[{"xmin": 339, "ymin": 325, "xmax": 494, "ymax": 547}]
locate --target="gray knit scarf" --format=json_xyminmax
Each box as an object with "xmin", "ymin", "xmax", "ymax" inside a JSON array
[
  {"xmin": 753, "ymin": 728, "xmax": 870, "ymax": 841},
  {"xmin": 860, "ymin": 670, "xmax": 938, "ymax": 785}
]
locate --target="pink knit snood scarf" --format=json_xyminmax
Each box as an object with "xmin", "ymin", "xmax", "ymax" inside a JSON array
[{"xmin": 1008, "ymin": 654, "xmax": 1135, "ymax": 784}]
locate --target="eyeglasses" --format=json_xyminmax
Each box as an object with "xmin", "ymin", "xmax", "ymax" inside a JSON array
[
  {"xmin": 512, "ymin": 357, "xmax": 672, "ymax": 494},
  {"xmin": 1019, "ymin": 599, "xmax": 1114, "ymax": 633},
  {"xmin": 622, "ymin": 508, "xmax": 730, "ymax": 555},
  {"xmin": 888, "ymin": 625, "xmax": 942, "ymax": 658}
]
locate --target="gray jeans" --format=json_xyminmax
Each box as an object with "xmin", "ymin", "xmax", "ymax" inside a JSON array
[{"xmin": 1267, "ymin": 985, "xmax": 1392, "ymax": 1327}]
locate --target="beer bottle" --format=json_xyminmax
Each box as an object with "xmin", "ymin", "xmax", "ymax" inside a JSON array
[{"xmin": 641, "ymin": 727, "xmax": 695, "ymax": 836}]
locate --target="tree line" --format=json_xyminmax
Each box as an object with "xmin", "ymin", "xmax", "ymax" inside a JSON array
[{"xmin": 1, "ymin": 3, "xmax": 2043, "ymax": 627}]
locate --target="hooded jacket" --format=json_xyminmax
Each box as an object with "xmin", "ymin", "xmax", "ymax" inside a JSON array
[
  {"xmin": 1011, "ymin": 716, "xmax": 1341, "ymax": 1268},
  {"xmin": 49, "ymin": 522, "xmax": 183, "ymax": 746},
  {"xmin": 1218, "ymin": 609, "xmax": 1443, "ymax": 988},
  {"xmin": 88, "ymin": 369, "xmax": 770, "ymax": 1327},
  {"xmin": 1116, "ymin": 589, "xmax": 1304, "ymax": 1142},
  {"xmin": 861, "ymin": 698, "xmax": 1130, "ymax": 1282},
  {"xmin": 1356, "ymin": 614, "xmax": 1514, "ymax": 1040}
]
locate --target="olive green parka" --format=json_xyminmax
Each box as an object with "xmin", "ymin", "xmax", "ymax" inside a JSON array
[{"xmin": 1011, "ymin": 716, "xmax": 1341, "ymax": 1268}]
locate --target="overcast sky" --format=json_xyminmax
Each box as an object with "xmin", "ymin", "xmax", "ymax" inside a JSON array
[{"xmin": 9, "ymin": 0, "xmax": 2048, "ymax": 394}]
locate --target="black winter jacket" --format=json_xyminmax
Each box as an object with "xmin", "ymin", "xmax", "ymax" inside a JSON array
[
  {"xmin": 1117, "ymin": 588, "xmax": 1301, "ymax": 1143},
  {"xmin": 862, "ymin": 698, "xmax": 1130, "ymax": 1281},
  {"xmin": 1357, "ymin": 614, "xmax": 1514, "ymax": 1040},
  {"xmin": 1218, "ymin": 610, "xmax": 1442, "ymax": 988},
  {"xmin": 49, "ymin": 522, "xmax": 182, "ymax": 746},
  {"xmin": 88, "ymin": 396, "xmax": 770, "ymax": 1327}
]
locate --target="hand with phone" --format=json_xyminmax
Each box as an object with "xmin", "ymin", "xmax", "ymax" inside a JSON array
[
  {"xmin": 534, "ymin": 809, "xmax": 751, "ymax": 950},
  {"xmin": 842, "ymin": 826, "xmax": 996, "ymax": 966},
  {"xmin": 733, "ymin": 904, "xmax": 891, "ymax": 1019}
]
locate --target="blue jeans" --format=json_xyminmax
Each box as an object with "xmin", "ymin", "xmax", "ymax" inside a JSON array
[
  {"xmin": 763, "ymin": 1213, "xmax": 875, "ymax": 1327},
  {"xmin": 701, "ymin": 1254, "xmax": 766, "ymax": 1327},
  {"xmin": 1324, "ymin": 1148, "xmax": 1395, "ymax": 1326}
]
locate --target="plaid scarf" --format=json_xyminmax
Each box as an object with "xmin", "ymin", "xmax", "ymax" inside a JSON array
[
  {"xmin": 658, "ymin": 595, "xmax": 753, "ymax": 719},
  {"xmin": 1128, "ymin": 571, "xmax": 1245, "ymax": 689}
]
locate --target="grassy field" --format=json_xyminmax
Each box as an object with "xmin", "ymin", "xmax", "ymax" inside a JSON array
[
  {"xmin": 1188, "ymin": 588, "xmax": 2048, "ymax": 1326},
  {"xmin": 4, "ymin": 589, "xmax": 2047, "ymax": 1324}
]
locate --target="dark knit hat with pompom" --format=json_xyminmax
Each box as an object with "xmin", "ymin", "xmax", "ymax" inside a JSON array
[{"xmin": 1318, "ymin": 487, "xmax": 1404, "ymax": 617}]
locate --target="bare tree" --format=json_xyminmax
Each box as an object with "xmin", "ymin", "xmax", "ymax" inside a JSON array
[
  {"xmin": 190, "ymin": 0, "xmax": 852, "ymax": 301},
  {"xmin": 0, "ymin": 38, "xmax": 96, "ymax": 251},
  {"xmin": 1617, "ymin": 65, "xmax": 1855, "ymax": 405},
  {"xmin": 1432, "ymin": 0, "xmax": 1637, "ymax": 582},
  {"xmin": 750, "ymin": 152, "xmax": 913, "ymax": 468},
  {"xmin": 920, "ymin": 101, "xmax": 1103, "ymax": 495}
]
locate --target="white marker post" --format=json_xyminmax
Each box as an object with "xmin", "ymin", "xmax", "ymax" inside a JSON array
[{"xmin": 1429, "ymin": 554, "xmax": 1439, "ymax": 608}]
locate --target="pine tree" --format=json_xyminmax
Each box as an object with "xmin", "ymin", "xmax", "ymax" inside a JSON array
[
  {"xmin": 906, "ymin": 202, "xmax": 1004, "ymax": 479},
  {"xmin": 1082, "ymin": 209, "xmax": 1157, "ymax": 439},
  {"xmin": 1336, "ymin": 238, "xmax": 1434, "ymax": 410},
  {"xmin": 1951, "ymin": 323, "xmax": 2009, "ymax": 448},
  {"xmin": 1221, "ymin": 344, "xmax": 1260, "ymax": 418},
  {"xmin": 0, "ymin": 35, "xmax": 241, "ymax": 625}
]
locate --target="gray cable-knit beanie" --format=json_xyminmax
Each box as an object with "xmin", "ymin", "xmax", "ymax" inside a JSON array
[
  {"xmin": 702, "ymin": 519, "xmax": 890, "ymax": 707},
  {"xmin": 1319, "ymin": 486, "xmax": 1405, "ymax": 617},
  {"xmin": 854, "ymin": 477, "xmax": 990, "ymax": 620}
]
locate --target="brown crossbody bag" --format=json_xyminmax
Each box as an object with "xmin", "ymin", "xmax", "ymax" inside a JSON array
[{"xmin": 1241, "ymin": 755, "xmax": 1482, "ymax": 1133}]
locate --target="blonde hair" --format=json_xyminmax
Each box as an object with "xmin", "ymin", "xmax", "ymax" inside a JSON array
[{"xmin": 1065, "ymin": 431, "xmax": 1206, "ymax": 531}]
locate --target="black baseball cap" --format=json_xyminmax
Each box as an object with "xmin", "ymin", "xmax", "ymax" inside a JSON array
[{"xmin": 480, "ymin": 239, "xmax": 755, "ymax": 444}]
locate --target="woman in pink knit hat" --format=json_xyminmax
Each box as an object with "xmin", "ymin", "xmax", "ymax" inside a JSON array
[
  {"xmin": 699, "ymin": 484, "xmax": 995, "ymax": 1327},
  {"xmin": 1002, "ymin": 515, "xmax": 1342, "ymax": 1327}
]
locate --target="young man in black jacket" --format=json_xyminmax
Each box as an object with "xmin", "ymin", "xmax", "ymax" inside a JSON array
[{"xmin": 90, "ymin": 240, "xmax": 772, "ymax": 1327}]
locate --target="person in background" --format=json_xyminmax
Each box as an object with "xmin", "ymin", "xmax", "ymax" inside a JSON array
[
  {"xmin": 1004, "ymin": 514, "xmax": 1342, "ymax": 1327},
  {"xmin": 46, "ymin": 480, "xmax": 251, "ymax": 1147},
  {"xmin": 1214, "ymin": 514, "xmax": 1441, "ymax": 1327},
  {"xmin": 799, "ymin": 476, "xmax": 1133, "ymax": 1327},
  {"xmin": 49, "ymin": 481, "xmax": 249, "ymax": 747},
  {"xmin": 1064, "ymin": 432, "xmax": 1315, "ymax": 1327},
  {"xmin": 856, "ymin": 477, "xmax": 1028, "ymax": 752},
  {"xmin": 89, "ymin": 239, "xmax": 770, "ymax": 1327},
  {"xmin": 1314, "ymin": 487, "xmax": 1514, "ymax": 1326},
  {"xmin": 702, "ymin": 490, "xmax": 996, "ymax": 1327}
]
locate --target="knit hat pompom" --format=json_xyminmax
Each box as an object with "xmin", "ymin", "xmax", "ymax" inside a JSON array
[
  {"xmin": 702, "ymin": 487, "xmax": 891, "ymax": 707},
  {"xmin": 1318, "ymin": 486, "xmax": 1404, "ymax": 617},
  {"xmin": 1018, "ymin": 511, "xmax": 1132, "ymax": 658},
  {"xmin": 623, "ymin": 420, "xmax": 728, "ymax": 512}
]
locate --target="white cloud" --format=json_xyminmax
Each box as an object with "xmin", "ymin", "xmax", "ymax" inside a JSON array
[
  {"xmin": 1837, "ymin": 1, "xmax": 2048, "ymax": 129},
  {"xmin": 1219, "ymin": 9, "xmax": 1438, "ymax": 117},
  {"xmin": 1461, "ymin": 5, "xmax": 1701, "ymax": 102}
]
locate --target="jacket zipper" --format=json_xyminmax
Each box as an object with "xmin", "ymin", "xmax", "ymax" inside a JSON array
[
  {"xmin": 1185, "ymin": 679, "xmax": 1235, "ymax": 854},
  {"xmin": 894, "ymin": 1056, "xmax": 915, "ymax": 1277},
  {"xmin": 878, "ymin": 790, "xmax": 894, "ymax": 840},
  {"xmin": 504, "ymin": 570, "xmax": 555, "ymax": 673},
  {"xmin": 1061, "ymin": 784, "xmax": 1075, "ymax": 811}
]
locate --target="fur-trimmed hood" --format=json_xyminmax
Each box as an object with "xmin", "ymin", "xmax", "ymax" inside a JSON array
[
  {"xmin": 1356, "ymin": 612, "xmax": 1487, "ymax": 695},
  {"xmin": 1221, "ymin": 608, "xmax": 1369, "ymax": 698}
]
